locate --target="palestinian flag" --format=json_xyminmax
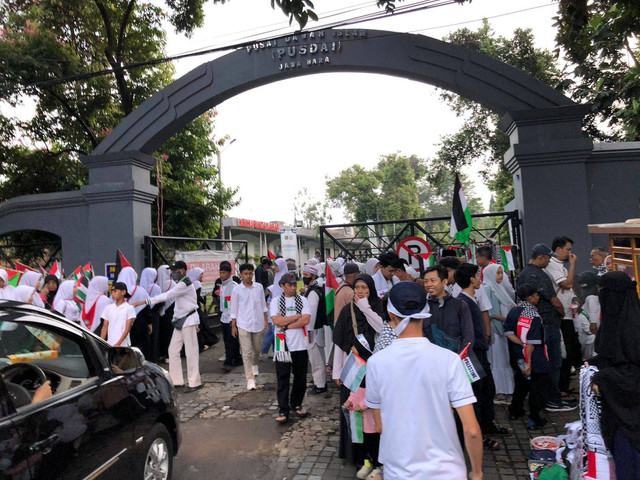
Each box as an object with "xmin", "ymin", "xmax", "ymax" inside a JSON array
[
  {"xmin": 48, "ymin": 261, "xmax": 62, "ymax": 279},
  {"xmin": 500, "ymin": 246, "xmax": 516, "ymax": 271},
  {"xmin": 14, "ymin": 261, "xmax": 37, "ymax": 273},
  {"xmin": 467, "ymin": 246, "xmax": 477, "ymax": 265},
  {"xmin": 450, "ymin": 174, "xmax": 473, "ymax": 244},
  {"xmin": 275, "ymin": 332, "xmax": 287, "ymax": 352},
  {"xmin": 325, "ymin": 262, "xmax": 340, "ymax": 325},
  {"xmin": 82, "ymin": 262, "xmax": 93, "ymax": 281},
  {"xmin": 419, "ymin": 252, "xmax": 436, "ymax": 267},
  {"xmin": 267, "ymin": 249, "xmax": 276, "ymax": 261},
  {"xmin": 349, "ymin": 410, "xmax": 364, "ymax": 444},
  {"xmin": 74, "ymin": 275, "xmax": 89, "ymax": 311},
  {"xmin": 224, "ymin": 296, "xmax": 231, "ymax": 309},
  {"xmin": 70, "ymin": 265, "xmax": 83, "ymax": 281},
  {"xmin": 5, "ymin": 269, "xmax": 22, "ymax": 287},
  {"xmin": 115, "ymin": 249, "xmax": 132, "ymax": 280}
]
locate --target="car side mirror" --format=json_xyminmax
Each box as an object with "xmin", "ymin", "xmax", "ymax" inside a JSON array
[{"xmin": 108, "ymin": 347, "xmax": 144, "ymax": 375}]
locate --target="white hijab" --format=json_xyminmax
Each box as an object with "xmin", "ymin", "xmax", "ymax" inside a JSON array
[
  {"xmin": 83, "ymin": 276, "xmax": 112, "ymax": 332},
  {"xmin": 53, "ymin": 280, "xmax": 77, "ymax": 316},
  {"xmin": 187, "ymin": 268, "xmax": 204, "ymax": 291},
  {"xmin": 117, "ymin": 266, "xmax": 150, "ymax": 314},
  {"xmin": 13, "ymin": 286, "xmax": 39, "ymax": 305},
  {"xmin": 365, "ymin": 258, "xmax": 380, "ymax": 276},
  {"xmin": 0, "ymin": 269, "xmax": 16, "ymax": 300},
  {"xmin": 140, "ymin": 267, "xmax": 162, "ymax": 297},
  {"xmin": 268, "ymin": 258, "xmax": 288, "ymax": 298},
  {"xmin": 19, "ymin": 271, "xmax": 43, "ymax": 289},
  {"xmin": 156, "ymin": 265, "xmax": 175, "ymax": 314},
  {"xmin": 117, "ymin": 267, "xmax": 149, "ymax": 315},
  {"xmin": 482, "ymin": 264, "xmax": 515, "ymax": 312}
]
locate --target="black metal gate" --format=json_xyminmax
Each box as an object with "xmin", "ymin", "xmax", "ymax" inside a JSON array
[
  {"xmin": 143, "ymin": 236, "xmax": 249, "ymax": 268},
  {"xmin": 319, "ymin": 210, "xmax": 523, "ymax": 269}
]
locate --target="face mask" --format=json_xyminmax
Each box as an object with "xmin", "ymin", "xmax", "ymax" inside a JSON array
[
  {"xmin": 171, "ymin": 271, "xmax": 182, "ymax": 281},
  {"xmin": 302, "ymin": 276, "xmax": 312, "ymax": 286}
]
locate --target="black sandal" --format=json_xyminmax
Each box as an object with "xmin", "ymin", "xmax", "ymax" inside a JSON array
[
  {"xmin": 276, "ymin": 413, "xmax": 289, "ymax": 424},
  {"xmin": 294, "ymin": 406, "xmax": 309, "ymax": 418},
  {"xmin": 484, "ymin": 423, "xmax": 512, "ymax": 435},
  {"xmin": 483, "ymin": 437, "xmax": 501, "ymax": 451}
]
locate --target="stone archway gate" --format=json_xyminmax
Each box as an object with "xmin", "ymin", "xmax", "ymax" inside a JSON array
[{"xmin": 1, "ymin": 28, "xmax": 638, "ymax": 272}]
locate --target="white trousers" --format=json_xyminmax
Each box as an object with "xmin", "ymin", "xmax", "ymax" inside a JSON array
[
  {"xmin": 308, "ymin": 342, "xmax": 327, "ymax": 388},
  {"xmin": 168, "ymin": 325, "xmax": 201, "ymax": 387}
]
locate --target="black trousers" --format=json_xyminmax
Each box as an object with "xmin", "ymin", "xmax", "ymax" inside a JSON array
[
  {"xmin": 158, "ymin": 305, "xmax": 174, "ymax": 358},
  {"xmin": 529, "ymin": 372, "xmax": 549, "ymax": 423},
  {"xmin": 221, "ymin": 322, "xmax": 242, "ymax": 366},
  {"xmin": 509, "ymin": 361, "xmax": 529, "ymax": 418},
  {"xmin": 275, "ymin": 350, "xmax": 308, "ymax": 415},
  {"xmin": 559, "ymin": 319, "xmax": 581, "ymax": 392},
  {"xmin": 471, "ymin": 349, "xmax": 496, "ymax": 430},
  {"xmin": 362, "ymin": 433, "xmax": 381, "ymax": 467},
  {"xmin": 147, "ymin": 306, "xmax": 161, "ymax": 363},
  {"xmin": 130, "ymin": 308, "xmax": 150, "ymax": 358}
]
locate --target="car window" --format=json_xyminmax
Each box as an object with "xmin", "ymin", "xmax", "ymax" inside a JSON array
[{"xmin": 0, "ymin": 320, "xmax": 97, "ymax": 407}]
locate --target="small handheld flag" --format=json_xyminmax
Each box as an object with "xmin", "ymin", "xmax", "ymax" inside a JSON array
[
  {"xmin": 324, "ymin": 263, "xmax": 340, "ymax": 326},
  {"xmin": 5, "ymin": 269, "xmax": 22, "ymax": 287},
  {"xmin": 340, "ymin": 352, "xmax": 367, "ymax": 393},
  {"xmin": 115, "ymin": 249, "xmax": 132, "ymax": 280},
  {"xmin": 450, "ymin": 174, "xmax": 473, "ymax": 244},
  {"xmin": 14, "ymin": 261, "xmax": 37, "ymax": 273},
  {"xmin": 267, "ymin": 249, "xmax": 276, "ymax": 261},
  {"xmin": 500, "ymin": 246, "xmax": 516, "ymax": 271}
]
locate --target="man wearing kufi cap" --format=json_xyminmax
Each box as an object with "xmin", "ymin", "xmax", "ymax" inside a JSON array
[
  {"xmin": 302, "ymin": 264, "xmax": 327, "ymax": 395},
  {"xmin": 365, "ymin": 282, "xmax": 483, "ymax": 480}
]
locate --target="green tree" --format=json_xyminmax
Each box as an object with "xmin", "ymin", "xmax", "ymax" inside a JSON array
[
  {"xmin": 555, "ymin": 0, "xmax": 640, "ymax": 140},
  {"xmin": 326, "ymin": 165, "xmax": 381, "ymax": 222},
  {"xmin": 0, "ymin": 0, "xmax": 237, "ymax": 261},
  {"xmin": 432, "ymin": 21, "xmax": 566, "ymax": 210},
  {"xmin": 294, "ymin": 187, "xmax": 332, "ymax": 230}
]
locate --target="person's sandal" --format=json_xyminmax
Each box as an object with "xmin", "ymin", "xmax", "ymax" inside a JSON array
[
  {"xmin": 483, "ymin": 437, "xmax": 501, "ymax": 451},
  {"xmin": 276, "ymin": 413, "xmax": 289, "ymax": 424},
  {"xmin": 294, "ymin": 406, "xmax": 309, "ymax": 418},
  {"xmin": 484, "ymin": 423, "xmax": 512, "ymax": 435}
]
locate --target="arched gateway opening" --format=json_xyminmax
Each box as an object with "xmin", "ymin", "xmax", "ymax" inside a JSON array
[{"xmin": 1, "ymin": 29, "xmax": 638, "ymax": 271}]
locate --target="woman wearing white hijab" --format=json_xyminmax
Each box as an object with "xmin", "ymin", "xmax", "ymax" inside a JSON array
[
  {"xmin": 140, "ymin": 267, "xmax": 162, "ymax": 298},
  {"xmin": 13, "ymin": 285, "xmax": 44, "ymax": 308},
  {"xmin": 0, "ymin": 269, "xmax": 16, "ymax": 300},
  {"xmin": 82, "ymin": 276, "xmax": 112, "ymax": 333},
  {"xmin": 53, "ymin": 280, "xmax": 82, "ymax": 325},
  {"xmin": 117, "ymin": 267, "xmax": 151, "ymax": 357},
  {"xmin": 156, "ymin": 265, "xmax": 176, "ymax": 362},
  {"xmin": 482, "ymin": 263, "xmax": 516, "ymax": 398},
  {"xmin": 364, "ymin": 258, "xmax": 380, "ymax": 276},
  {"xmin": 18, "ymin": 271, "xmax": 43, "ymax": 290},
  {"xmin": 267, "ymin": 258, "xmax": 288, "ymax": 299}
]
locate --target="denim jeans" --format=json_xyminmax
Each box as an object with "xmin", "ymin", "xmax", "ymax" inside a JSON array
[{"xmin": 261, "ymin": 321, "xmax": 274, "ymax": 355}]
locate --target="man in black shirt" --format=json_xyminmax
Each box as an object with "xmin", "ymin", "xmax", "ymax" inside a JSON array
[{"xmin": 516, "ymin": 243, "xmax": 575, "ymax": 412}]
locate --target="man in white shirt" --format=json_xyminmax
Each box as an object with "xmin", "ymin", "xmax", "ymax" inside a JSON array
[
  {"xmin": 366, "ymin": 282, "xmax": 483, "ymax": 480},
  {"xmin": 230, "ymin": 263, "xmax": 268, "ymax": 390},
  {"xmin": 545, "ymin": 236, "xmax": 581, "ymax": 399},
  {"xmin": 135, "ymin": 261, "xmax": 201, "ymax": 393},
  {"xmin": 101, "ymin": 282, "xmax": 136, "ymax": 347},
  {"xmin": 372, "ymin": 252, "xmax": 397, "ymax": 298},
  {"xmin": 270, "ymin": 273, "xmax": 311, "ymax": 423},
  {"xmin": 302, "ymin": 265, "xmax": 327, "ymax": 395}
]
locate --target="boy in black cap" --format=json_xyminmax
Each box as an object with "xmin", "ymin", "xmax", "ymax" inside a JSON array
[
  {"xmin": 270, "ymin": 273, "xmax": 311, "ymax": 423},
  {"xmin": 101, "ymin": 282, "xmax": 136, "ymax": 347},
  {"xmin": 365, "ymin": 282, "xmax": 483, "ymax": 480}
]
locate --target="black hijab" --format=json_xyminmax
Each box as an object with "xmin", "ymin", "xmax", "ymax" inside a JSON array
[
  {"xmin": 591, "ymin": 271, "xmax": 640, "ymax": 451},
  {"xmin": 333, "ymin": 274, "xmax": 386, "ymax": 361},
  {"xmin": 43, "ymin": 274, "xmax": 59, "ymax": 310}
]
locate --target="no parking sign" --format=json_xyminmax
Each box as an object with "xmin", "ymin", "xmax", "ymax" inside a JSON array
[{"xmin": 396, "ymin": 237, "xmax": 432, "ymax": 271}]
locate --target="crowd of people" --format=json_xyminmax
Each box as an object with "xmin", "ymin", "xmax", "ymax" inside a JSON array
[{"xmin": 0, "ymin": 238, "xmax": 637, "ymax": 479}]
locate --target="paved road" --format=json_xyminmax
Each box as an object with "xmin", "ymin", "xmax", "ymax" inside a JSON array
[{"xmin": 170, "ymin": 329, "xmax": 579, "ymax": 480}]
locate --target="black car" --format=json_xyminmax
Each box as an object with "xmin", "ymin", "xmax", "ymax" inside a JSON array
[{"xmin": 0, "ymin": 300, "xmax": 181, "ymax": 480}]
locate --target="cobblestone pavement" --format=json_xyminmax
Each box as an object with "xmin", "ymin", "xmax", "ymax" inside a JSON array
[{"xmin": 174, "ymin": 343, "xmax": 579, "ymax": 479}]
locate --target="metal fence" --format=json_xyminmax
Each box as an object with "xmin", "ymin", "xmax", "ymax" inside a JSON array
[
  {"xmin": 143, "ymin": 235, "xmax": 249, "ymax": 268},
  {"xmin": 319, "ymin": 210, "xmax": 523, "ymax": 270}
]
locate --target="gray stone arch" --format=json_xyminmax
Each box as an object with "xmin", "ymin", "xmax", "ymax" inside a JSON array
[{"xmin": 2, "ymin": 28, "xmax": 638, "ymax": 272}]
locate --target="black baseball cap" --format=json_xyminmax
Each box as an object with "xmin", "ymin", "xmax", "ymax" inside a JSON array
[
  {"xmin": 531, "ymin": 243, "xmax": 557, "ymax": 258},
  {"xmin": 279, "ymin": 273, "xmax": 297, "ymax": 285},
  {"xmin": 112, "ymin": 281, "xmax": 131, "ymax": 298},
  {"xmin": 219, "ymin": 261, "xmax": 232, "ymax": 272},
  {"xmin": 388, "ymin": 281, "xmax": 427, "ymax": 316},
  {"xmin": 170, "ymin": 260, "xmax": 188, "ymax": 271}
]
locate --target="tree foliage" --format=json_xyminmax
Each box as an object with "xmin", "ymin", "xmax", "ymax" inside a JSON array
[
  {"xmin": 0, "ymin": 0, "xmax": 237, "ymax": 260},
  {"xmin": 555, "ymin": 0, "xmax": 640, "ymax": 140},
  {"xmin": 431, "ymin": 21, "xmax": 566, "ymax": 210},
  {"xmin": 294, "ymin": 187, "xmax": 332, "ymax": 230}
]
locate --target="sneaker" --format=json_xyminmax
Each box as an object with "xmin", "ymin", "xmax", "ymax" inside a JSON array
[
  {"xmin": 527, "ymin": 418, "xmax": 548, "ymax": 430},
  {"xmin": 356, "ymin": 461, "xmax": 373, "ymax": 479},
  {"xmin": 545, "ymin": 401, "xmax": 577, "ymax": 412},
  {"xmin": 308, "ymin": 385, "xmax": 328, "ymax": 396},
  {"xmin": 218, "ymin": 354, "xmax": 226, "ymax": 362},
  {"xmin": 247, "ymin": 379, "xmax": 256, "ymax": 390},
  {"xmin": 366, "ymin": 467, "xmax": 382, "ymax": 480},
  {"xmin": 252, "ymin": 365, "xmax": 259, "ymax": 376}
]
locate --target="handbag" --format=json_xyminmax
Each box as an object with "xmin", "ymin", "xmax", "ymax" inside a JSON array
[{"xmin": 171, "ymin": 309, "xmax": 196, "ymax": 331}]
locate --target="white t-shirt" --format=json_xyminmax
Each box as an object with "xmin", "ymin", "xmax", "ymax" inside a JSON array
[
  {"xmin": 544, "ymin": 257, "xmax": 574, "ymax": 320},
  {"xmin": 102, "ymin": 302, "xmax": 136, "ymax": 347},
  {"xmin": 451, "ymin": 283, "xmax": 492, "ymax": 312},
  {"xmin": 230, "ymin": 282, "xmax": 267, "ymax": 332},
  {"xmin": 366, "ymin": 337, "xmax": 476, "ymax": 480},
  {"xmin": 269, "ymin": 295, "xmax": 311, "ymax": 352}
]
